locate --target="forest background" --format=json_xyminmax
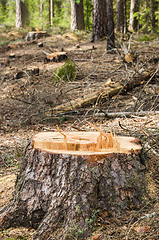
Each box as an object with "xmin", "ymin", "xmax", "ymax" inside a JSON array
[{"xmin": 0, "ymin": 0, "xmax": 158, "ymax": 38}]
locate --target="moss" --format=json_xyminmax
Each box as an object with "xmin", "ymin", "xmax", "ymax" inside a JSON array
[{"xmin": 55, "ymin": 60, "xmax": 76, "ymax": 82}]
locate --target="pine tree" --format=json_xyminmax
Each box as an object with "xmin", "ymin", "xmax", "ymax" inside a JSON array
[
  {"xmin": 92, "ymin": 0, "xmax": 107, "ymax": 42},
  {"xmin": 106, "ymin": 0, "xmax": 115, "ymax": 52},
  {"xmin": 71, "ymin": 0, "xmax": 85, "ymax": 31}
]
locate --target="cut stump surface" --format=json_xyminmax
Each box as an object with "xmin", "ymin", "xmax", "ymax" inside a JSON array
[{"xmin": 0, "ymin": 131, "xmax": 146, "ymax": 240}]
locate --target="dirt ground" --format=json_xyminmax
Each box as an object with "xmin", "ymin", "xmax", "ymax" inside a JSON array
[{"xmin": 0, "ymin": 30, "xmax": 159, "ymax": 239}]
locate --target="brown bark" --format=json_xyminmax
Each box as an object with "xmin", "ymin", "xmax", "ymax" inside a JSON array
[
  {"xmin": 0, "ymin": 131, "xmax": 146, "ymax": 239},
  {"xmin": 116, "ymin": 0, "xmax": 124, "ymax": 33},
  {"xmin": 106, "ymin": 0, "xmax": 115, "ymax": 52},
  {"xmin": 92, "ymin": 0, "xmax": 107, "ymax": 42},
  {"xmin": 25, "ymin": 31, "xmax": 48, "ymax": 41},
  {"xmin": 71, "ymin": 0, "xmax": 85, "ymax": 31}
]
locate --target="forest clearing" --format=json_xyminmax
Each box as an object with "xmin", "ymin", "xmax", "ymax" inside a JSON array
[
  {"xmin": 0, "ymin": 28, "xmax": 158, "ymax": 240},
  {"xmin": 0, "ymin": 0, "xmax": 159, "ymax": 238}
]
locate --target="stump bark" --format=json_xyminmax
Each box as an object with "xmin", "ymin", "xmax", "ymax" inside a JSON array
[
  {"xmin": 26, "ymin": 31, "xmax": 48, "ymax": 41},
  {"xmin": 0, "ymin": 129, "xmax": 146, "ymax": 240}
]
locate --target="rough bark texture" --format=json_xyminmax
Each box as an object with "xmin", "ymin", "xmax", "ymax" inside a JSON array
[
  {"xmin": 0, "ymin": 140, "xmax": 146, "ymax": 239},
  {"xmin": 50, "ymin": 0, "xmax": 54, "ymax": 26},
  {"xmin": 16, "ymin": 0, "xmax": 22, "ymax": 29},
  {"xmin": 71, "ymin": 0, "xmax": 85, "ymax": 31},
  {"xmin": 106, "ymin": 0, "xmax": 115, "ymax": 51},
  {"xmin": 26, "ymin": 31, "xmax": 48, "ymax": 41},
  {"xmin": 92, "ymin": 0, "xmax": 107, "ymax": 42},
  {"xmin": 116, "ymin": 0, "xmax": 124, "ymax": 33},
  {"xmin": 129, "ymin": 0, "xmax": 139, "ymax": 32}
]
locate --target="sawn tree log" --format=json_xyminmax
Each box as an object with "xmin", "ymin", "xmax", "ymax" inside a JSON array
[{"xmin": 0, "ymin": 126, "xmax": 146, "ymax": 240}]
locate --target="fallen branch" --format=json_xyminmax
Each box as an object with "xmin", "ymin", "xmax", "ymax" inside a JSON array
[
  {"xmin": 47, "ymin": 82, "xmax": 122, "ymax": 115},
  {"xmin": 101, "ymin": 111, "xmax": 159, "ymax": 118},
  {"xmin": 123, "ymin": 69, "xmax": 157, "ymax": 92}
]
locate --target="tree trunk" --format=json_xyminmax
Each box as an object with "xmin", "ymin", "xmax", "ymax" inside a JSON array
[
  {"xmin": 0, "ymin": 130, "xmax": 146, "ymax": 240},
  {"xmin": 106, "ymin": 0, "xmax": 115, "ymax": 52},
  {"xmin": 123, "ymin": 0, "xmax": 127, "ymax": 34},
  {"xmin": 92, "ymin": 0, "xmax": 107, "ymax": 42},
  {"xmin": 21, "ymin": 0, "xmax": 29, "ymax": 27},
  {"xmin": 40, "ymin": 0, "xmax": 43, "ymax": 29},
  {"xmin": 71, "ymin": 0, "xmax": 85, "ymax": 31},
  {"xmin": 116, "ymin": 0, "xmax": 124, "ymax": 34},
  {"xmin": 150, "ymin": 0, "xmax": 157, "ymax": 32},
  {"xmin": 129, "ymin": 0, "xmax": 139, "ymax": 32},
  {"xmin": 16, "ymin": 0, "xmax": 22, "ymax": 29},
  {"xmin": 86, "ymin": 0, "xmax": 90, "ymax": 30},
  {"xmin": 50, "ymin": 0, "xmax": 54, "ymax": 26}
]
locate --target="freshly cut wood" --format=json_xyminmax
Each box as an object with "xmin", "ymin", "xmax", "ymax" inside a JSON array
[
  {"xmin": 43, "ymin": 51, "xmax": 67, "ymax": 63},
  {"xmin": 48, "ymin": 82, "xmax": 122, "ymax": 115},
  {"xmin": 0, "ymin": 126, "xmax": 146, "ymax": 240},
  {"xmin": 33, "ymin": 131, "xmax": 141, "ymax": 156}
]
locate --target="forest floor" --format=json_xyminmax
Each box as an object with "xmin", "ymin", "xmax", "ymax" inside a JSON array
[{"xmin": 0, "ymin": 29, "xmax": 159, "ymax": 240}]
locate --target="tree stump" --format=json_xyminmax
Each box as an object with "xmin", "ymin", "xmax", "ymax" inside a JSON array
[
  {"xmin": 44, "ymin": 51, "xmax": 68, "ymax": 63},
  {"xmin": 0, "ymin": 125, "xmax": 146, "ymax": 240},
  {"xmin": 26, "ymin": 31, "xmax": 48, "ymax": 41}
]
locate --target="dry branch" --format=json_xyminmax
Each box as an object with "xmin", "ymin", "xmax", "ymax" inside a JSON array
[
  {"xmin": 47, "ymin": 82, "xmax": 122, "ymax": 115},
  {"xmin": 103, "ymin": 111, "xmax": 159, "ymax": 118}
]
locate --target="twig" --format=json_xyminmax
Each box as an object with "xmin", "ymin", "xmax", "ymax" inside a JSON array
[
  {"xmin": 134, "ymin": 67, "xmax": 159, "ymax": 111},
  {"xmin": 119, "ymin": 121, "xmax": 131, "ymax": 132},
  {"xmin": 104, "ymin": 111, "xmax": 159, "ymax": 118}
]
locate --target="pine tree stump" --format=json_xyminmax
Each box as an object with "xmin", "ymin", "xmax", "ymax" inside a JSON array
[
  {"xmin": 26, "ymin": 31, "xmax": 48, "ymax": 41},
  {"xmin": 0, "ymin": 128, "xmax": 146, "ymax": 240},
  {"xmin": 44, "ymin": 52, "xmax": 67, "ymax": 63}
]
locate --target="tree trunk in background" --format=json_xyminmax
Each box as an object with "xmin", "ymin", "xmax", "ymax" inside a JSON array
[
  {"xmin": 71, "ymin": 0, "xmax": 85, "ymax": 31},
  {"xmin": 40, "ymin": 0, "xmax": 43, "ymax": 29},
  {"xmin": 21, "ymin": 0, "xmax": 29, "ymax": 27},
  {"xmin": 106, "ymin": 0, "xmax": 115, "ymax": 52},
  {"xmin": 150, "ymin": 0, "xmax": 157, "ymax": 32},
  {"xmin": 50, "ymin": 0, "xmax": 54, "ymax": 26},
  {"xmin": 16, "ymin": 0, "xmax": 22, "ymax": 29},
  {"xmin": 86, "ymin": 0, "xmax": 90, "ymax": 30},
  {"xmin": 129, "ymin": 0, "xmax": 139, "ymax": 32},
  {"xmin": 92, "ymin": 0, "xmax": 107, "ymax": 42},
  {"xmin": 116, "ymin": 0, "xmax": 124, "ymax": 34},
  {"xmin": 124, "ymin": 0, "xmax": 127, "ymax": 33}
]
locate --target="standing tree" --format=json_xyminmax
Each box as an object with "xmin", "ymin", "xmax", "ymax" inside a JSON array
[
  {"xmin": 116, "ymin": 0, "xmax": 124, "ymax": 34},
  {"xmin": 71, "ymin": 0, "xmax": 85, "ymax": 31},
  {"xmin": 91, "ymin": 0, "xmax": 107, "ymax": 42},
  {"xmin": 50, "ymin": 0, "xmax": 54, "ymax": 26},
  {"xmin": 129, "ymin": 0, "xmax": 139, "ymax": 32},
  {"xmin": 106, "ymin": 0, "xmax": 115, "ymax": 52},
  {"xmin": 16, "ymin": 0, "xmax": 22, "ymax": 29},
  {"xmin": 150, "ymin": 0, "xmax": 157, "ymax": 32}
]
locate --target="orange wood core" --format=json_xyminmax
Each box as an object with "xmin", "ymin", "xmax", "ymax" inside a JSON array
[{"xmin": 33, "ymin": 131, "xmax": 142, "ymax": 156}]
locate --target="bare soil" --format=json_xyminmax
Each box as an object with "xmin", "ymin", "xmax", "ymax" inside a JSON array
[{"xmin": 0, "ymin": 30, "xmax": 159, "ymax": 239}]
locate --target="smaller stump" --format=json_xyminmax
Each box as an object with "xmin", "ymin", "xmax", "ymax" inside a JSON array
[
  {"xmin": 44, "ymin": 52, "xmax": 67, "ymax": 63},
  {"xmin": 26, "ymin": 31, "xmax": 48, "ymax": 41},
  {"xmin": 0, "ymin": 129, "xmax": 146, "ymax": 240}
]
